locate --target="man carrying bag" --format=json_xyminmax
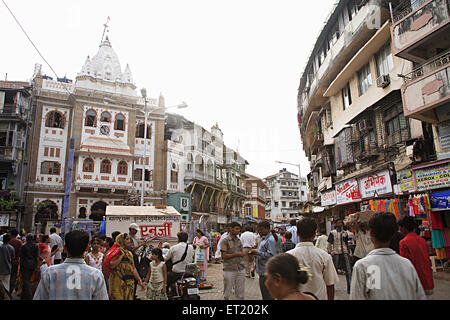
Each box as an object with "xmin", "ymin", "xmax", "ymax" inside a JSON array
[{"xmin": 164, "ymin": 232, "xmax": 194, "ymax": 292}]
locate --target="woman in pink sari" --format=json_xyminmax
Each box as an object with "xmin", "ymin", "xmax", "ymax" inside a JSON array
[{"xmin": 193, "ymin": 229, "xmax": 209, "ymax": 282}]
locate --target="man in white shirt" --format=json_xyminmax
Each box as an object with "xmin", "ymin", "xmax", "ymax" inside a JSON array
[
  {"xmin": 350, "ymin": 212, "xmax": 426, "ymax": 300},
  {"xmin": 287, "ymin": 217, "xmax": 339, "ymax": 300},
  {"xmin": 240, "ymin": 226, "xmax": 257, "ymax": 278},
  {"xmin": 315, "ymin": 229, "xmax": 329, "ymax": 253},
  {"xmin": 165, "ymin": 231, "xmax": 194, "ymax": 289},
  {"xmin": 286, "ymin": 219, "xmax": 299, "ymax": 245},
  {"xmin": 49, "ymin": 228, "xmax": 63, "ymax": 265},
  {"xmin": 215, "ymin": 224, "xmax": 231, "ymax": 262}
]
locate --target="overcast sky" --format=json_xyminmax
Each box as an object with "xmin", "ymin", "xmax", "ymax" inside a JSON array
[{"xmin": 1, "ymin": 0, "xmax": 336, "ymax": 180}]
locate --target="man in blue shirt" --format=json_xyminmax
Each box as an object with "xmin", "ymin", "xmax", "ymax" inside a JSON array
[
  {"xmin": 250, "ymin": 220, "xmax": 277, "ymax": 300},
  {"xmin": 34, "ymin": 230, "xmax": 108, "ymax": 300}
]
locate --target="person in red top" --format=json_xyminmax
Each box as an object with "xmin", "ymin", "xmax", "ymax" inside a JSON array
[
  {"xmin": 9, "ymin": 229, "xmax": 23, "ymax": 294},
  {"xmin": 398, "ymin": 216, "xmax": 434, "ymax": 296}
]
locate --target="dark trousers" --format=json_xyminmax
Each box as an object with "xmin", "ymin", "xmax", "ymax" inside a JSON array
[
  {"xmin": 332, "ymin": 254, "xmax": 352, "ymax": 294},
  {"xmin": 10, "ymin": 261, "xmax": 19, "ymax": 293},
  {"xmin": 20, "ymin": 268, "xmax": 34, "ymax": 300},
  {"xmin": 258, "ymin": 275, "xmax": 274, "ymax": 300}
]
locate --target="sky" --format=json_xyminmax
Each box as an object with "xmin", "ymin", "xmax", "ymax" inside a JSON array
[{"xmin": 0, "ymin": 0, "xmax": 337, "ymax": 180}]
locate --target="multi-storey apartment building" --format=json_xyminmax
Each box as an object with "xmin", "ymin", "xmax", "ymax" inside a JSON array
[
  {"xmin": 0, "ymin": 81, "xmax": 32, "ymax": 229},
  {"xmin": 298, "ymin": 0, "xmax": 449, "ymax": 221},
  {"xmin": 243, "ymin": 174, "xmax": 268, "ymax": 221},
  {"xmin": 264, "ymin": 169, "xmax": 308, "ymax": 222},
  {"xmin": 390, "ymin": 0, "xmax": 450, "ymax": 160},
  {"xmin": 164, "ymin": 113, "xmax": 249, "ymax": 228},
  {"xmin": 23, "ymin": 35, "xmax": 164, "ymax": 232}
]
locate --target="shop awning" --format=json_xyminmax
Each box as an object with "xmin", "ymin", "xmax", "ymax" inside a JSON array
[{"xmin": 246, "ymin": 216, "xmax": 260, "ymax": 223}]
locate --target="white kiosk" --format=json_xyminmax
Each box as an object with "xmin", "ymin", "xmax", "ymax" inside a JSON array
[{"xmin": 105, "ymin": 206, "xmax": 181, "ymax": 245}]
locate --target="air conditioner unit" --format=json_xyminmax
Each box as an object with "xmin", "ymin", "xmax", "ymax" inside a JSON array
[
  {"xmin": 376, "ymin": 74, "xmax": 390, "ymax": 88},
  {"xmin": 406, "ymin": 145, "xmax": 414, "ymax": 159}
]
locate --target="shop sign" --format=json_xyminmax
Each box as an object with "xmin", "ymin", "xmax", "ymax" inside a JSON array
[
  {"xmin": 397, "ymin": 169, "xmax": 415, "ymax": 192},
  {"xmin": 430, "ymin": 190, "xmax": 450, "ymax": 211},
  {"xmin": 336, "ymin": 179, "xmax": 361, "ymax": 205},
  {"xmin": 415, "ymin": 162, "xmax": 450, "ymax": 191},
  {"xmin": 218, "ymin": 216, "xmax": 227, "ymax": 224},
  {"xmin": 0, "ymin": 213, "xmax": 9, "ymax": 227},
  {"xmin": 321, "ymin": 189, "xmax": 336, "ymax": 206},
  {"xmin": 359, "ymin": 170, "xmax": 393, "ymax": 199}
]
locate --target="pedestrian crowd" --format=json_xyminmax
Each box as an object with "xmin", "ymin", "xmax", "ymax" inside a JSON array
[
  {"xmin": 212, "ymin": 211, "xmax": 435, "ymax": 301},
  {"xmin": 0, "ymin": 211, "xmax": 438, "ymax": 300}
]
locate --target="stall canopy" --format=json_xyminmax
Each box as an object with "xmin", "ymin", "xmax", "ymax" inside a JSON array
[{"xmin": 246, "ymin": 216, "xmax": 260, "ymax": 223}]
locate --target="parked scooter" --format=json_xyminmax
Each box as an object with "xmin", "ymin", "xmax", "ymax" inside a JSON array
[{"xmin": 167, "ymin": 263, "xmax": 200, "ymax": 300}]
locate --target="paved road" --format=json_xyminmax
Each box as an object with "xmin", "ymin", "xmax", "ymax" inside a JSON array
[{"xmin": 200, "ymin": 261, "xmax": 450, "ymax": 300}]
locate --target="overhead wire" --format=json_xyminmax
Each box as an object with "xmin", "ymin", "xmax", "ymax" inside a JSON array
[{"xmin": 1, "ymin": 0, "xmax": 147, "ymax": 150}]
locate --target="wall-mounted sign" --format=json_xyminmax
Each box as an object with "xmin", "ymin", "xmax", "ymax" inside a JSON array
[
  {"xmin": 397, "ymin": 169, "xmax": 415, "ymax": 192},
  {"xmin": 336, "ymin": 179, "xmax": 361, "ymax": 205},
  {"xmin": 430, "ymin": 190, "xmax": 450, "ymax": 211},
  {"xmin": 321, "ymin": 189, "xmax": 337, "ymax": 206},
  {"xmin": 415, "ymin": 162, "xmax": 450, "ymax": 191},
  {"xmin": 359, "ymin": 170, "xmax": 393, "ymax": 199}
]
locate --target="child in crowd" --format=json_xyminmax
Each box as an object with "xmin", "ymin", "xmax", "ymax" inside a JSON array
[{"xmin": 144, "ymin": 248, "xmax": 168, "ymax": 300}]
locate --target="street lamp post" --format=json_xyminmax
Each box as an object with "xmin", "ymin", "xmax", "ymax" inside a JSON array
[
  {"xmin": 140, "ymin": 88, "xmax": 188, "ymax": 206},
  {"xmin": 141, "ymin": 88, "xmax": 148, "ymax": 206}
]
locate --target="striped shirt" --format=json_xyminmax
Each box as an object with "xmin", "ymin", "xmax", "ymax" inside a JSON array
[{"xmin": 33, "ymin": 258, "xmax": 109, "ymax": 300}]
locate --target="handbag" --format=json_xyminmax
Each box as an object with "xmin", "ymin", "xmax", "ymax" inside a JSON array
[{"xmin": 166, "ymin": 243, "xmax": 189, "ymax": 272}]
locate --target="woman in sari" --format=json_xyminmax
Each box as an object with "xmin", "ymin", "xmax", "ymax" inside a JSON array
[
  {"xmin": 105, "ymin": 233, "xmax": 145, "ymax": 300},
  {"xmin": 193, "ymin": 229, "xmax": 209, "ymax": 282}
]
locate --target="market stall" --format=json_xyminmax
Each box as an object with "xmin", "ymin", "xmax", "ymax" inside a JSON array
[{"xmin": 105, "ymin": 206, "xmax": 181, "ymax": 246}]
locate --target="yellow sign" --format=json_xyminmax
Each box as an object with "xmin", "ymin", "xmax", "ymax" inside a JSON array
[{"xmin": 253, "ymin": 207, "xmax": 258, "ymax": 218}]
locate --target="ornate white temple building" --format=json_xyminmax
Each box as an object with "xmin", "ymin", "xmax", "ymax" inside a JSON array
[{"xmin": 23, "ymin": 33, "xmax": 165, "ymax": 232}]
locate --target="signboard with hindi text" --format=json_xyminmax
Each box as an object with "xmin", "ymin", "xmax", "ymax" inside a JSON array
[
  {"xmin": 358, "ymin": 170, "xmax": 393, "ymax": 199},
  {"xmin": 105, "ymin": 206, "xmax": 181, "ymax": 241},
  {"xmin": 321, "ymin": 189, "xmax": 337, "ymax": 206},
  {"xmin": 415, "ymin": 162, "xmax": 450, "ymax": 192},
  {"xmin": 335, "ymin": 179, "xmax": 361, "ymax": 205}
]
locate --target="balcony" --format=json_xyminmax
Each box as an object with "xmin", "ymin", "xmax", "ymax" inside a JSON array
[
  {"xmin": 0, "ymin": 104, "xmax": 26, "ymax": 120},
  {"xmin": 391, "ymin": 0, "xmax": 450, "ymax": 63},
  {"xmin": 401, "ymin": 50, "xmax": 450, "ymax": 122},
  {"xmin": 299, "ymin": 2, "xmax": 390, "ymax": 126}
]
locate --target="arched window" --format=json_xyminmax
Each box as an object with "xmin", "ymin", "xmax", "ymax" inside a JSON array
[
  {"xmin": 117, "ymin": 161, "xmax": 128, "ymax": 175},
  {"xmin": 135, "ymin": 123, "xmax": 151, "ymax": 139},
  {"xmin": 85, "ymin": 109, "xmax": 97, "ymax": 127},
  {"xmin": 171, "ymin": 163, "xmax": 178, "ymax": 183},
  {"xmin": 83, "ymin": 158, "xmax": 94, "ymax": 172},
  {"xmin": 100, "ymin": 159, "xmax": 111, "ymax": 174},
  {"xmin": 115, "ymin": 114, "xmax": 125, "ymax": 131},
  {"xmin": 45, "ymin": 111, "xmax": 64, "ymax": 129},
  {"xmin": 41, "ymin": 161, "xmax": 61, "ymax": 175},
  {"xmin": 100, "ymin": 111, "xmax": 111, "ymax": 123}
]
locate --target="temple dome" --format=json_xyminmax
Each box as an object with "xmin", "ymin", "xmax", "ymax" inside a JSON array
[{"xmin": 77, "ymin": 36, "xmax": 134, "ymax": 86}]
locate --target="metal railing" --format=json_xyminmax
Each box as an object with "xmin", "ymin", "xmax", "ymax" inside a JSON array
[
  {"xmin": 403, "ymin": 50, "xmax": 450, "ymax": 84},
  {"xmin": 391, "ymin": 0, "xmax": 429, "ymax": 23}
]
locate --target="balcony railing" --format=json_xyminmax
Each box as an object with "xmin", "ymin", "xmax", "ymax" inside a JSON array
[
  {"xmin": 392, "ymin": 0, "xmax": 429, "ymax": 23},
  {"xmin": 403, "ymin": 50, "xmax": 450, "ymax": 84}
]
